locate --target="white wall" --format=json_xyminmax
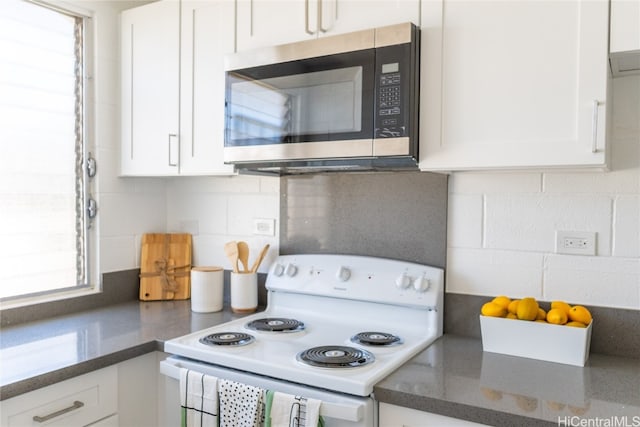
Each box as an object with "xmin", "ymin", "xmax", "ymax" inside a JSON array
[{"xmin": 446, "ymin": 76, "xmax": 640, "ymax": 310}]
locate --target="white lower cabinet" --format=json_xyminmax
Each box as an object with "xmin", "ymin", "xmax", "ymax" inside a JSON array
[
  {"xmin": 379, "ymin": 403, "xmax": 489, "ymax": 427},
  {"xmin": 86, "ymin": 414, "xmax": 119, "ymax": 426},
  {"xmin": 0, "ymin": 352, "xmax": 164, "ymax": 427},
  {"xmin": 117, "ymin": 352, "xmax": 160, "ymax": 427},
  {"xmin": 0, "ymin": 366, "xmax": 117, "ymax": 427}
]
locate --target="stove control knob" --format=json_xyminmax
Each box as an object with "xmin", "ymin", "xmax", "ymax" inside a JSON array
[
  {"xmin": 273, "ymin": 263, "xmax": 285, "ymax": 277},
  {"xmin": 413, "ymin": 275, "xmax": 430, "ymax": 293},
  {"xmin": 395, "ymin": 273, "xmax": 411, "ymax": 289},
  {"xmin": 285, "ymin": 263, "xmax": 298, "ymax": 277},
  {"xmin": 336, "ymin": 266, "xmax": 351, "ymax": 282}
]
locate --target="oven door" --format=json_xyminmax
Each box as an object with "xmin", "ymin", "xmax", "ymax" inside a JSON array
[
  {"xmin": 160, "ymin": 356, "xmax": 375, "ymax": 427},
  {"xmin": 224, "ymin": 49, "xmax": 376, "ymax": 164}
]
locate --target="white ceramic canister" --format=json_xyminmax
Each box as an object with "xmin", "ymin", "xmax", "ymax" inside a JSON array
[
  {"xmin": 230, "ymin": 272, "xmax": 258, "ymax": 314},
  {"xmin": 190, "ymin": 267, "xmax": 224, "ymax": 313}
]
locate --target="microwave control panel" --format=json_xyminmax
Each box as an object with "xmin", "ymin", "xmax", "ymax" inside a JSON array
[{"xmin": 374, "ymin": 43, "xmax": 415, "ymax": 140}]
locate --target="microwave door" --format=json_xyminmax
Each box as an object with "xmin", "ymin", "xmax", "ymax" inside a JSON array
[{"xmin": 224, "ymin": 49, "xmax": 376, "ymax": 163}]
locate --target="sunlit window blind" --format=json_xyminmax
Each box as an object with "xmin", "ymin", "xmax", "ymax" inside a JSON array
[{"xmin": 0, "ymin": 0, "xmax": 88, "ymax": 300}]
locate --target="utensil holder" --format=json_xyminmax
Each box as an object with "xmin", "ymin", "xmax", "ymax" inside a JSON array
[
  {"xmin": 230, "ymin": 272, "xmax": 258, "ymax": 313},
  {"xmin": 190, "ymin": 267, "xmax": 224, "ymax": 313}
]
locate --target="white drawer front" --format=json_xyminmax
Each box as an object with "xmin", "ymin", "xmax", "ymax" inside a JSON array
[{"xmin": 2, "ymin": 366, "xmax": 117, "ymax": 427}]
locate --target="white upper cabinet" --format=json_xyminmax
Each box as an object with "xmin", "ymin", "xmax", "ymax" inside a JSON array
[
  {"xmin": 236, "ymin": 0, "xmax": 420, "ymax": 51},
  {"xmin": 419, "ymin": 0, "xmax": 610, "ymax": 171},
  {"xmin": 609, "ymin": 0, "xmax": 640, "ymax": 77},
  {"xmin": 121, "ymin": 0, "xmax": 234, "ymax": 176},
  {"xmin": 121, "ymin": 0, "xmax": 180, "ymax": 176},
  {"xmin": 236, "ymin": 0, "xmax": 317, "ymax": 50},
  {"xmin": 180, "ymin": 0, "xmax": 235, "ymax": 175},
  {"xmin": 317, "ymin": 0, "xmax": 420, "ymax": 37}
]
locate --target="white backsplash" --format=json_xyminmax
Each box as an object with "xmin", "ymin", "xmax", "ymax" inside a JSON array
[{"xmin": 165, "ymin": 176, "xmax": 280, "ymax": 273}]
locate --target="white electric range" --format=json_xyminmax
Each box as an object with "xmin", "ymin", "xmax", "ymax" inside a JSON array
[{"xmin": 161, "ymin": 254, "xmax": 444, "ymax": 426}]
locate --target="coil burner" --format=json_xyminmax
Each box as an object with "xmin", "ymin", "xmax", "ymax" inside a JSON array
[
  {"xmin": 199, "ymin": 332, "xmax": 255, "ymax": 347},
  {"xmin": 297, "ymin": 346, "xmax": 374, "ymax": 368},
  {"xmin": 245, "ymin": 318, "xmax": 305, "ymax": 332},
  {"xmin": 350, "ymin": 332, "xmax": 403, "ymax": 347}
]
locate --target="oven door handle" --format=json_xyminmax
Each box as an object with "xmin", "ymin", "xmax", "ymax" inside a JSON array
[{"xmin": 160, "ymin": 359, "xmax": 365, "ymax": 422}]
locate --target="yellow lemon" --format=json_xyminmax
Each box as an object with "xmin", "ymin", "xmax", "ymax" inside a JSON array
[
  {"xmin": 546, "ymin": 308, "xmax": 568, "ymax": 325},
  {"xmin": 536, "ymin": 307, "xmax": 547, "ymax": 320},
  {"xmin": 535, "ymin": 319, "xmax": 547, "ymax": 323},
  {"xmin": 516, "ymin": 297, "xmax": 539, "ymax": 321},
  {"xmin": 566, "ymin": 321, "xmax": 587, "ymax": 328},
  {"xmin": 507, "ymin": 299, "xmax": 520, "ymax": 314},
  {"xmin": 492, "ymin": 295, "xmax": 511, "ymax": 310},
  {"xmin": 568, "ymin": 306, "xmax": 592, "ymax": 325},
  {"xmin": 481, "ymin": 302, "xmax": 507, "ymax": 317},
  {"xmin": 551, "ymin": 301, "xmax": 572, "ymax": 316},
  {"xmin": 506, "ymin": 312, "xmax": 518, "ymax": 319}
]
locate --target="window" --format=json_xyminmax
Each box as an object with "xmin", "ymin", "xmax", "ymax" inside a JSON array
[{"xmin": 0, "ymin": 0, "xmax": 95, "ymax": 302}]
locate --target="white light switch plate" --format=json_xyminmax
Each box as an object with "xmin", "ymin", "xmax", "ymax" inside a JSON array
[{"xmin": 555, "ymin": 230, "xmax": 597, "ymax": 255}]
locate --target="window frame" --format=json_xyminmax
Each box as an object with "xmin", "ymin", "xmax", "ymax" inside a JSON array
[{"xmin": 0, "ymin": 0, "xmax": 98, "ymax": 309}]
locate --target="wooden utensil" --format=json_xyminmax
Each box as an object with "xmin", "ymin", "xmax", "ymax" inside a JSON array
[
  {"xmin": 224, "ymin": 241, "xmax": 239, "ymax": 273},
  {"xmin": 237, "ymin": 241, "xmax": 250, "ymax": 273},
  {"xmin": 250, "ymin": 244, "xmax": 270, "ymax": 273}
]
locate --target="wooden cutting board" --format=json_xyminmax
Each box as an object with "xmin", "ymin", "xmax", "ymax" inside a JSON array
[{"xmin": 139, "ymin": 233, "xmax": 192, "ymax": 301}]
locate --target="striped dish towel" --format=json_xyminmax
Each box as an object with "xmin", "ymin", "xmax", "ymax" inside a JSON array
[
  {"xmin": 264, "ymin": 390, "xmax": 323, "ymax": 427},
  {"xmin": 180, "ymin": 369, "xmax": 219, "ymax": 427},
  {"xmin": 218, "ymin": 379, "xmax": 265, "ymax": 427}
]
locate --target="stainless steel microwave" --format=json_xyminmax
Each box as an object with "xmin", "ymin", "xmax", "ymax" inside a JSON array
[{"xmin": 223, "ymin": 22, "xmax": 420, "ymax": 175}]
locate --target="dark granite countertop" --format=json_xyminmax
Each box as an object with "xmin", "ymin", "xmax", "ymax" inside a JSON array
[
  {"xmin": 0, "ymin": 300, "xmax": 252, "ymax": 400},
  {"xmin": 2, "ymin": 303, "xmax": 638, "ymax": 427},
  {"xmin": 374, "ymin": 335, "xmax": 640, "ymax": 426}
]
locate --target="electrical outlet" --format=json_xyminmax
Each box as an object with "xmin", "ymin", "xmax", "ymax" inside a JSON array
[
  {"xmin": 253, "ymin": 218, "xmax": 275, "ymax": 236},
  {"xmin": 555, "ymin": 230, "xmax": 596, "ymax": 255}
]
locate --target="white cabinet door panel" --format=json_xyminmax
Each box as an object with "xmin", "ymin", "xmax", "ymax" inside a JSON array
[
  {"xmin": 420, "ymin": 0, "xmax": 609, "ymax": 171},
  {"xmin": 121, "ymin": 0, "xmax": 180, "ymax": 176},
  {"xmin": 181, "ymin": 0, "xmax": 236, "ymax": 175}
]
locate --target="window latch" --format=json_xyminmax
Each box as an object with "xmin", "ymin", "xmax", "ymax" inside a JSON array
[
  {"xmin": 87, "ymin": 153, "xmax": 97, "ymax": 178},
  {"xmin": 87, "ymin": 197, "xmax": 98, "ymax": 222}
]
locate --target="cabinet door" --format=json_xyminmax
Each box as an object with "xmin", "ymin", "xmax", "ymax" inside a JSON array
[
  {"xmin": 379, "ymin": 403, "xmax": 489, "ymax": 426},
  {"xmin": 121, "ymin": 0, "xmax": 180, "ymax": 176},
  {"xmin": 419, "ymin": 0, "xmax": 609, "ymax": 171},
  {"xmin": 318, "ymin": 0, "xmax": 420, "ymax": 36},
  {"xmin": 236, "ymin": 0, "xmax": 318, "ymax": 51},
  {"xmin": 180, "ymin": 0, "xmax": 235, "ymax": 175}
]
